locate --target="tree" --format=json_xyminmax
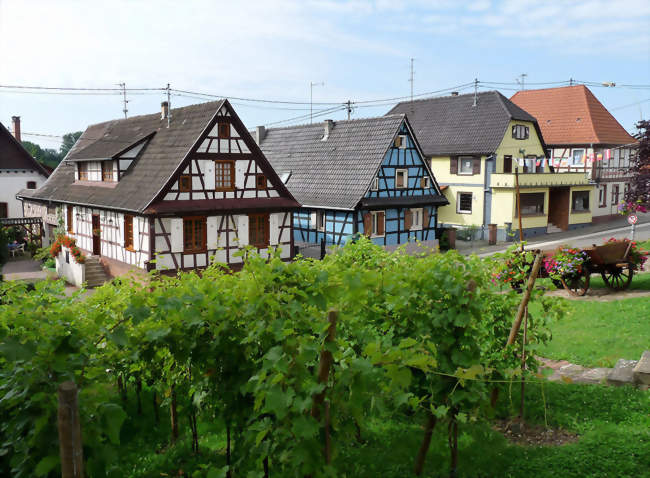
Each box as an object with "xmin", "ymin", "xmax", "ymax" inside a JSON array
[
  {"xmin": 59, "ymin": 131, "xmax": 82, "ymax": 158},
  {"xmin": 625, "ymin": 120, "xmax": 650, "ymax": 207},
  {"xmin": 21, "ymin": 141, "xmax": 61, "ymax": 168}
]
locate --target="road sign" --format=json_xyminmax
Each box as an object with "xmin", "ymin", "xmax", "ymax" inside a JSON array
[{"xmin": 628, "ymin": 214, "xmax": 638, "ymax": 225}]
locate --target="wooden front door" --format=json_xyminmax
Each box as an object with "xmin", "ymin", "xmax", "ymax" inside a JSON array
[
  {"xmin": 547, "ymin": 187, "xmax": 570, "ymax": 230},
  {"xmin": 92, "ymin": 214, "xmax": 101, "ymax": 255}
]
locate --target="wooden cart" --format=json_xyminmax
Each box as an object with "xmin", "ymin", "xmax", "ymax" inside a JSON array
[{"xmin": 548, "ymin": 240, "xmax": 635, "ymax": 296}]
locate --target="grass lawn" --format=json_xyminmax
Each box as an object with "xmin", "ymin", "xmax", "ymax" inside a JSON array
[
  {"xmin": 535, "ymin": 296, "xmax": 650, "ymax": 367},
  {"xmin": 114, "ymin": 383, "xmax": 649, "ymax": 477}
]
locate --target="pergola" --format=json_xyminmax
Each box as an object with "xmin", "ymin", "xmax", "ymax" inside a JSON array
[{"xmin": 0, "ymin": 217, "xmax": 43, "ymax": 247}]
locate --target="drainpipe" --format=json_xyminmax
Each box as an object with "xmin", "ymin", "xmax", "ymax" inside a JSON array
[{"xmin": 483, "ymin": 154, "xmax": 495, "ymax": 240}]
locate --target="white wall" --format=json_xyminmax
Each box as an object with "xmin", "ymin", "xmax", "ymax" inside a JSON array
[
  {"xmin": 0, "ymin": 169, "xmax": 46, "ymax": 217},
  {"xmin": 55, "ymin": 246, "xmax": 85, "ymax": 287}
]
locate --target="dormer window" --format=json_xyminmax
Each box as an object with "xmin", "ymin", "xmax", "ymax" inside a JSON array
[
  {"xmin": 78, "ymin": 162, "xmax": 88, "ymax": 180},
  {"xmin": 102, "ymin": 161, "xmax": 114, "ymax": 182}
]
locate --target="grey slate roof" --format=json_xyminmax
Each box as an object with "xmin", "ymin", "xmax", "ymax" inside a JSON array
[
  {"xmin": 387, "ymin": 91, "xmax": 543, "ymax": 156},
  {"xmin": 20, "ymin": 100, "xmax": 225, "ymax": 212},
  {"xmin": 0, "ymin": 121, "xmax": 50, "ymax": 176},
  {"xmin": 259, "ymin": 115, "xmax": 409, "ymax": 209}
]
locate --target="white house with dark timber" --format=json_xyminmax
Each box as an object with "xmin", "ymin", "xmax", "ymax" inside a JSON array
[{"xmin": 19, "ymin": 100, "xmax": 299, "ymax": 280}]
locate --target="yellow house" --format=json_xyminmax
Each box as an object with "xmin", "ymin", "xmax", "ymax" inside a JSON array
[{"xmin": 389, "ymin": 91, "xmax": 595, "ymax": 240}]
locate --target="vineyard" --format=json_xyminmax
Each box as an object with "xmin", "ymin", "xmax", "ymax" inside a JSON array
[{"xmin": 0, "ymin": 238, "xmax": 596, "ymax": 478}]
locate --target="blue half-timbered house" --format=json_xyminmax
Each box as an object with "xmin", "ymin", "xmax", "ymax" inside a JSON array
[{"xmin": 256, "ymin": 115, "xmax": 448, "ymax": 248}]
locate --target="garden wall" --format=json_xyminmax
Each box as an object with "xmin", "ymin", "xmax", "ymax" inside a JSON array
[{"xmin": 55, "ymin": 247, "xmax": 85, "ymax": 287}]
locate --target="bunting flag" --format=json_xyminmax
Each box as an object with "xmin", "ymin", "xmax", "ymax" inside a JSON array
[
  {"xmin": 596, "ymin": 153, "xmax": 603, "ymax": 162},
  {"xmin": 589, "ymin": 152, "xmax": 595, "ymax": 163},
  {"xmin": 536, "ymin": 159, "xmax": 541, "ymax": 167},
  {"xmin": 605, "ymin": 149, "xmax": 611, "ymax": 161}
]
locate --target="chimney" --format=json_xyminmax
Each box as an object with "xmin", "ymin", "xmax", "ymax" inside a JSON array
[
  {"xmin": 255, "ymin": 126, "xmax": 266, "ymax": 144},
  {"xmin": 161, "ymin": 101, "xmax": 169, "ymax": 120},
  {"xmin": 450, "ymin": 92, "xmax": 459, "ymax": 96},
  {"xmin": 11, "ymin": 116, "xmax": 21, "ymax": 142},
  {"xmin": 322, "ymin": 119, "xmax": 334, "ymax": 140}
]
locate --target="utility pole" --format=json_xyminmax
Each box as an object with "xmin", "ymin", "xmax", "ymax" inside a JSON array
[
  {"xmin": 473, "ymin": 78, "xmax": 478, "ymax": 107},
  {"xmin": 346, "ymin": 100, "xmax": 353, "ymax": 120},
  {"xmin": 166, "ymin": 83, "xmax": 171, "ymax": 128},
  {"xmin": 569, "ymin": 78, "xmax": 574, "ymax": 86},
  {"xmin": 310, "ymin": 81, "xmax": 324, "ymax": 124},
  {"xmin": 516, "ymin": 73, "xmax": 527, "ymax": 91},
  {"xmin": 117, "ymin": 82, "xmax": 128, "ymax": 118}
]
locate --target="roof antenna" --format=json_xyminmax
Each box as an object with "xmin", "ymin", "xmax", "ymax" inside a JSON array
[
  {"xmin": 473, "ymin": 78, "xmax": 478, "ymax": 107},
  {"xmin": 516, "ymin": 73, "xmax": 527, "ymax": 90},
  {"xmin": 409, "ymin": 58, "xmax": 415, "ymax": 113},
  {"xmin": 117, "ymin": 82, "xmax": 128, "ymax": 118},
  {"xmin": 166, "ymin": 83, "xmax": 171, "ymax": 128}
]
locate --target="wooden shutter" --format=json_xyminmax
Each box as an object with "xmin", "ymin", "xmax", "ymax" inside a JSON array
[
  {"xmin": 124, "ymin": 215, "xmax": 133, "ymax": 249},
  {"xmin": 450, "ymin": 157, "xmax": 458, "ymax": 175},
  {"xmin": 377, "ymin": 212, "xmax": 385, "ymax": 236},
  {"xmin": 423, "ymin": 208, "xmax": 430, "ymax": 229},
  {"xmin": 472, "ymin": 158, "xmax": 481, "ymax": 175},
  {"xmin": 404, "ymin": 209, "xmax": 412, "ymax": 230},
  {"xmin": 363, "ymin": 213, "xmax": 372, "ymax": 237},
  {"xmin": 67, "ymin": 206, "xmax": 74, "ymax": 233}
]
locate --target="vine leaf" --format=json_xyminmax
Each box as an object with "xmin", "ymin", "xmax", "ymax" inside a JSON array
[
  {"xmin": 34, "ymin": 455, "xmax": 59, "ymax": 476},
  {"xmin": 100, "ymin": 403, "xmax": 127, "ymax": 445}
]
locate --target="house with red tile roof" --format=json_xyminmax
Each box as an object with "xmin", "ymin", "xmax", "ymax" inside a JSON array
[{"xmin": 511, "ymin": 85, "xmax": 637, "ymax": 223}]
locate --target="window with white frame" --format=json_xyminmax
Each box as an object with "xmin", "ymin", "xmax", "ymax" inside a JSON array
[
  {"xmin": 410, "ymin": 208, "xmax": 422, "ymax": 230},
  {"xmin": 599, "ymin": 185, "xmax": 607, "ymax": 207},
  {"xmin": 395, "ymin": 169, "xmax": 408, "ymax": 188},
  {"xmin": 371, "ymin": 211, "xmax": 385, "ymax": 237},
  {"xmin": 316, "ymin": 211, "xmax": 325, "ymax": 231},
  {"xmin": 421, "ymin": 176, "xmax": 429, "ymax": 188},
  {"xmin": 571, "ymin": 149, "xmax": 585, "ymax": 166},
  {"xmin": 370, "ymin": 177, "xmax": 379, "ymax": 191},
  {"xmin": 457, "ymin": 192, "xmax": 472, "ymax": 214},
  {"xmin": 394, "ymin": 135, "xmax": 407, "ymax": 149},
  {"xmin": 458, "ymin": 156, "xmax": 474, "ymax": 175},
  {"xmin": 512, "ymin": 124, "xmax": 529, "ymax": 140},
  {"xmin": 571, "ymin": 191, "xmax": 590, "ymax": 212}
]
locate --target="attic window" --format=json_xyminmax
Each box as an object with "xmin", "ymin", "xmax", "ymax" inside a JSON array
[
  {"xmin": 179, "ymin": 174, "xmax": 192, "ymax": 192},
  {"xmin": 218, "ymin": 123, "xmax": 230, "ymax": 139},
  {"xmin": 512, "ymin": 125, "xmax": 529, "ymax": 140},
  {"xmin": 394, "ymin": 135, "xmax": 407, "ymax": 149},
  {"xmin": 371, "ymin": 177, "xmax": 379, "ymax": 191},
  {"xmin": 256, "ymin": 174, "xmax": 267, "ymax": 190},
  {"xmin": 395, "ymin": 169, "xmax": 408, "ymax": 188},
  {"xmin": 78, "ymin": 162, "xmax": 89, "ymax": 180},
  {"xmin": 26, "ymin": 181, "xmax": 36, "ymax": 189},
  {"xmin": 420, "ymin": 176, "xmax": 429, "ymax": 189}
]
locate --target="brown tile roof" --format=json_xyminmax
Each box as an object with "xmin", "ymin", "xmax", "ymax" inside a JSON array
[
  {"xmin": 510, "ymin": 85, "xmax": 636, "ymax": 146},
  {"xmin": 0, "ymin": 121, "xmax": 50, "ymax": 176}
]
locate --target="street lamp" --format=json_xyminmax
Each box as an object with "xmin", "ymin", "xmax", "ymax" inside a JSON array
[{"xmin": 310, "ymin": 81, "xmax": 324, "ymax": 124}]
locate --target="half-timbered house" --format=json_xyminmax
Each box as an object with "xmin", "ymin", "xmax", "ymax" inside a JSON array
[
  {"xmin": 256, "ymin": 115, "xmax": 447, "ymax": 250},
  {"xmin": 19, "ymin": 100, "xmax": 299, "ymax": 280}
]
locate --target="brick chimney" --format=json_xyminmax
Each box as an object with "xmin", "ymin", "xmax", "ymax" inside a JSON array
[
  {"xmin": 161, "ymin": 101, "xmax": 169, "ymax": 120},
  {"xmin": 255, "ymin": 125, "xmax": 266, "ymax": 144},
  {"xmin": 11, "ymin": 116, "xmax": 21, "ymax": 142}
]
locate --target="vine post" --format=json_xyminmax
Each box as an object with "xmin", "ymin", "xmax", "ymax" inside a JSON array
[
  {"xmin": 57, "ymin": 381, "xmax": 84, "ymax": 478},
  {"xmin": 506, "ymin": 252, "xmax": 542, "ymax": 346}
]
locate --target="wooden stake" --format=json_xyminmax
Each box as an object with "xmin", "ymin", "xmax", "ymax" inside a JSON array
[
  {"xmin": 170, "ymin": 387, "xmax": 179, "ymax": 442},
  {"xmin": 520, "ymin": 306, "xmax": 528, "ymax": 420},
  {"xmin": 506, "ymin": 252, "xmax": 543, "ymax": 346},
  {"xmin": 57, "ymin": 381, "xmax": 84, "ymax": 478}
]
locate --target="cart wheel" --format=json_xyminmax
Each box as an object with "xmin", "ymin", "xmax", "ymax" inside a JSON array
[
  {"xmin": 600, "ymin": 264, "xmax": 634, "ymax": 290},
  {"xmin": 561, "ymin": 272, "xmax": 590, "ymax": 296}
]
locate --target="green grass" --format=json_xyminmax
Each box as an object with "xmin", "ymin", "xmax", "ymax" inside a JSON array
[
  {"xmin": 536, "ymin": 297, "xmax": 650, "ymax": 367},
  {"xmin": 589, "ymin": 271, "xmax": 650, "ymax": 290}
]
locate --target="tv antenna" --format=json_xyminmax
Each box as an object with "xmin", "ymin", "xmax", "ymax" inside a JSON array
[
  {"xmin": 516, "ymin": 73, "xmax": 528, "ymax": 91},
  {"xmin": 117, "ymin": 82, "xmax": 128, "ymax": 118}
]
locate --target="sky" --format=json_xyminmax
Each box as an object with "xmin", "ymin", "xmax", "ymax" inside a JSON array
[{"xmin": 1, "ymin": 0, "xmax": 649, "ymax": 150}]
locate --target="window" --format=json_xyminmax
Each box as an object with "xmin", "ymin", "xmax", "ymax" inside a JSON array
[
  {"xmin": 405, "ymin": 208, "xmax": 422, "ymax": 231},
  {"xmin": 215, "ymin": 160, "xmax": 235, "ymax": 191},
  {"xmin": 624, "ymin": 183, "xmax": 630, "ymax": 196},
  {"xmin": 395, "ymin": 169, "xmax": 408, "ymax": 188},
  {"xmin": 503, "ymin": 155, "xmax": 512, "ymax": 173},
  {"xmin": 457, "ymin": 192, "xmax": 473, "ymax": 214},
  {"xmin": 102, "ymin": 161, "xmax": 114, "ymax": 182},
  {"xmin": 47, "ymin": 205, "xmax": 56, "ymax": 215},
  {"xmin": 183, "ymin": 217, "xmax": 206, "ymax": 252},
  {"xmin": 612, "ymin": 185, "xmax": 620, "ymax": 205},
  {"xmin": 67, "ymin": 206, "xmax": 74, "ymax": 233},
  {"xmin": 572, "ymin": 191, "xmax": 590, "ymax": 212},
  {"xmin": 371, "ymin": 177, "xmax": 379, "ymax": 191},
  {"xmin": 217, "ymin": 123, "xmax": 230, "ymax": 139},
  {"xmin": 518, "ymin": 192, "xmax": 545, "ymax": 216},
  {"xmin": 248, "ymin": 213, "xmax": 270, "ymax": 248},
  {"xmin": 599, "ymin": 185, "xmax": 607, "ymax": 207},
  {"xmin": 26, "ymin": 181, "xmax": 36, "ymax": 189},
  {"xmin": 394, "ymin": 135, "xmax": 407, "ymax": 149},
  {"xmin": 421, "ymin": 176, "xmax": 429, "ymax": 188},
  {"xmin": 256, "ymin": 174, "xmax": 267, "ymax": 190},
  {"xmin": 458, "ymin": 156, "xmax": 474, "ymax": 175},
  {"xmin": 316, "ymin": 211, "xmax": 325, "ymax": 231},
  {"xmin": 0, "ymin": 202, "xmax": 7, "ymax": 218},
  {"xmin": 78, "ymin": 162, "xmax": 88, "ymax": 181},
  {"xmin": 179, "ymin": 174, "xmax": 192, "ymax": 192},
  {"xmin": 371, "ymin": 211, "xmax": 385, "ymax": 237},
  {"xmin": 571, "ymin": 149, "xmax": 585, "ymax": 166},
  {"xmin": 512, "ymin": 125, "xmax": 529, "ymax": 140}
]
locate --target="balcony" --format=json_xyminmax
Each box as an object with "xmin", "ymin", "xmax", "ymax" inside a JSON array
[{"xmin": 490, "ymin": 172, "xmax": 591, "ymax": 189}]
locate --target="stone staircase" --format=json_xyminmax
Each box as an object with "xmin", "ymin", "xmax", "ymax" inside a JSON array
[
  {"xmin": 84, "ymin": 256, "xmax": 110, "ymax": 288},
  {"xmin": 546, "ymin": 223, "xmax": 563, "ymax": 234}
]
